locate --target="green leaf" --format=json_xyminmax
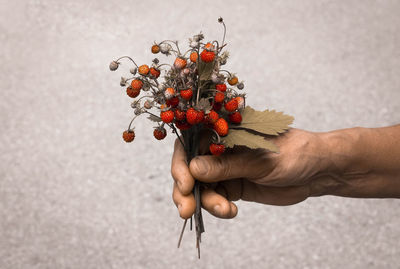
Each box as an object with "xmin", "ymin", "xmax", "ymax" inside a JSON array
[
  {"xmin": 197, "ymin": 60, "xmax": 214, "ymax": 81},
  {"xmin": 234, "ymin": 106, "xmax": 294, "ymax": 135},
  {"xmin": 223, "ymin": 129, "xmax": 279, "ymax": 153}
]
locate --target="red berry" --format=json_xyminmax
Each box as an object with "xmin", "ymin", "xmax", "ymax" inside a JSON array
[
  {"xmin": 161, "ymin": 110, "xmax": 174, "ymax": 123},
  {"xmin": 180, "ymin": 88, "xmax": 193, "ymax": 100},
  {"xmin": 123, "ymin": 130, "xmax": 135, "ymax": 142},
  {"xmin": 138, "ymin": 65, "xmax": 150, "ymax": 75},
  {"xmin": 214, "ymin": 91, "xmax": 225, "ymax": 103},
  {"xmin": 166, "ymin": 96, "xmax": 179, "ymax": 108},
  {"xmin": 149, "ymin": 67, "xmax": 160, "ymax": 78},
  {"xmin": 196, "ymin": 110, "xmax": 205, "ymax": 124},
  {"xmin": 205, "ymin": 110, "xmax": 219, "ymax": 124},
  {"xmin": 131, "ymin": 79, "xmax": 143, "ymax": 90},
  {"xmin": 200, "ymin": 50, "xmax": 215, "ymax": 63},
  {"xmin": 174, "ymin": 57, "xmax": 187, "ymax": 69},
  {"xmin": 151, "ymin": 44, "xmax": 160, "ymax": 54},
  {"xmin": 175, "ymin": 120, "xmax": 191, "ymax": 130},
  {"xmin": 224, "ymin": 99, "xmax": 238, "ymax": 112},
  {"xmin": 153, "ymin": 127, "xmax": 167, "ymax": 140},
  {"xmin": 216, "ymin": 84, "xmax": 227, "ymax": 92},
  {"xmin": 174, "ymin": 109, "xmax": 186, "ymax": 121},
  {"xmin": 126, "ymin": 86, "xmax": 140, "ymax": 98},
  {"xmin": 186, "ymin": 108, "xmax": 198, "ymax": 125},
  {"xmin": 229, "ymin": 111, "xmax": 242, "ymax": 124},
  {"xmin": 214, "ymin": 118, "xmax": 229, "ymax": 136},
  {"xmin": 213, "ymin": 102, "xmax": 222, "ymax": 111},
  {"xmin": 190, "ymin": 52, "xmax": 198, "ymax": 63},
  {"xmin": 209, "ymin": 143, "xmax": 225, "ymax": 156}
]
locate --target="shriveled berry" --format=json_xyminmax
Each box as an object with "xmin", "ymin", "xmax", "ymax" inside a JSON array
[
  {"xmin": 151, "ymin": 44, "xmax": 160, "ymax": 54},
  {"xmin": 174, "ymin": 57, "xmax": 187, "ymax": 69},
  {"xmin": 174, "ymin": 109, "xmax": 186, "ymax": 121},
  {"xmin": 131, "ymin": 79, "xmax": 143, "ymax": 90},
  {"xmin": 126, "ymin": 86, "xmax": 140, "ymax": 98},
  {"xmin": 214, "ymin": 91, "xmax": 225, "ymax": 103},
  {"xmin": 200, "ymin": 50, "xmax": 215, "ymax": 63},
  {"xmin": 213, "ymin": 102, "xmax": 222, "ymax": 111},
  {"xmin": 209, "ymin": 143, "xmax": 225, "ymax": 156},
  {"xmin": 205, "ymin": 110, "xmax": 219, "ymax": 124},
  {"xmin": 229, "ymin": 111, "xmax": 242, "ymax": 124},
  {"xmin": 149, "ymin": 67, "xmax": 160, "ymax": 78},
  {"xmin": 228, "ymin": 76, "xmax": 238, "ymax": 85},
  {"xmin": 224, "ymin": 99, "xmax": 238, "ymax": 112},
  {"xmin": 190, "ymin": 52, "xmax": 198, "ymax": 63},
  {"xmin": 161, "ymin": 110, "xmax": 174, "ymax": 123},
  {"xmin": 109, "ymin": 61, "xmax": 119, "ymax": 71},
  {"xmin": 180, "ymin": 88, "xmax": 193, "ymax": 100},
  {"xmin": 214, "ymin": 118, "xmax": 229, "ymax": 136},
  {"xmin": 175, "ymin": 120, "xmax": 191, "ymax": 130},
  {"xmin": 153, "ymin": 127, "xmax": 167, "ymax": 140},
  {"xmin": 166, "ymin": 96, "xmax": 179, "ymax": 107},
  {"xmin": 186, "ymin": 108, "xmax": 198, "ymax": 125},
  {"xmin": 216, "ymin": 84, "xmax": 227, "ymax": 92},
  {"xmin": 123, "ymin": 130, "xmax": 135, "ymax": 142},
  {"xmin": 138, "ymin": 64, "xmax": 150, "ymax": 75}
]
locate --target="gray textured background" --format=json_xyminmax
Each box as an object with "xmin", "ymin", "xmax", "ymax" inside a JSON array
[{"xmin": 1, "ymin": 0, "xmax": 400, "ymax": 268}]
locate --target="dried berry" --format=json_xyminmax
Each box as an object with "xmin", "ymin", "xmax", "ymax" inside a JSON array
[
  {"xmin": 122, "ymin": 130, "xmax": 135, "ymax": 142},
  {"xmin": 127, "ymin": 86, "xmax": 140, "ymax": 98},
  {"xmin": 228, "ymin": 76, "xmax": 238, "ymax": 85},
  {"xmin": 153, "ymin": 127, "xmax": 167, "ymax": 140},
  {"xmin": 109, "ymin": 61, "xmax": 119, "ymax": 71},
  {"xmin": 151, "ymin": 44, "xmax": 160, "ymax": 54}
]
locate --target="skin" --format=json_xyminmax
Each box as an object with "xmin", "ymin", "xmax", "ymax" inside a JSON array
[{"xmin": 171, "ymin": 126, "xmax": 400, "ymax": 219}]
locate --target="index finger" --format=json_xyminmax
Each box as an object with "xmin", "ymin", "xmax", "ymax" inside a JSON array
[{"xmin": 171, "ymin": 138, "xmax": 195, "ymax": 195}]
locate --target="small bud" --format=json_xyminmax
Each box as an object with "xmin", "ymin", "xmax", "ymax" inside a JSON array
[
  {"xmin": 152, "ymin": 58, "xmax": 160, "ymax": 64},
  {"xmin": 130, "ymin": 67, "xmax": 137, "ymax": 75},
  {"xmin": 109, "ymin": 61, "xmax": 119, "ymax": 71},
  {"xmin": 237, "ymin": 82, "xmax": 244, "ymax": 90},
  {"xmin": 134, "ymin": 108, "xmax": 142, "ymax": 115},
  {"xmin": 144, "ymin": 100, "xmax": 153, "ymax": 109},
  {"xmin": 190, "ymin": 41, "xmax": 199, "ymax": 48},
  {"xmin": 131, "ymin": 100, "xmax": 140, "ymax": 109},
  {"xmin": 160, "ymin": 44, "xmax": 172, "ymax": 54},
  {"xmin": 120, "ymin": 77, "xmax": 127, "ymax": 87},
  {"xmin": 142, "ymin": 82, "xmax": 150, "ymax": 91},
  {"xmin": 218, "ymin": 17, "xmax": 223, "ymax": 23}
]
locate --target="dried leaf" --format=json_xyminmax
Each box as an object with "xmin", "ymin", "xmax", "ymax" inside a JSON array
[
  {"xmin": 234, "ymin": 106, "xmax": 294, "ymax": 135},
  {"xmin": 195, "ymin": 98, "xmax": 212, "ymax": 113},
  {"xmin": 147, "ymin": 115, "xmax": 162, "ymax": 122},
  {"xmin": 198, "ymin": 61, "xmax": 214, "ymax": 81},
  {"xmin": 223, "ymin": 129, "xmax": 279, "ymax": 153}
]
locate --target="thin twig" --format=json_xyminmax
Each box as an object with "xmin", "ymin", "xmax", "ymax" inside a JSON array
[{"xmin": 177, "ymin": 219, "xmax": 187, "ymax": 248}]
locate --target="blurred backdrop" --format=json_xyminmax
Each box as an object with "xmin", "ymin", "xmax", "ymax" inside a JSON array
[{"xmin": 1, "ymin": 0, "xmax": 400, "ymax": 268}]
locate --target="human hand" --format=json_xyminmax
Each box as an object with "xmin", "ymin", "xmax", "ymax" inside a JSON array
[{"xmin": 171, "ymin": 128, "xmax": 335, "ymax": 219}]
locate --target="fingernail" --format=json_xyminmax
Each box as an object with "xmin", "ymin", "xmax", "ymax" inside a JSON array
[
  {"xmin": 213, "ymin": 205, "xmax": 221, "ymax": 215},
  {"xmin": 192, "ymin": 158, "xmax": 209, "ymax": 176}
]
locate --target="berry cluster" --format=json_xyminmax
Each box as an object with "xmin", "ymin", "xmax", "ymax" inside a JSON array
[{"xmin": 110, "ymin": 17, "xmax": 245, "ymax": 156}]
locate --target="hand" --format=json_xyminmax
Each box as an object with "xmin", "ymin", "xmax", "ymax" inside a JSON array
[{"xmin": 171, "ymin": 128, "xmax": 334, "ymax": 219}]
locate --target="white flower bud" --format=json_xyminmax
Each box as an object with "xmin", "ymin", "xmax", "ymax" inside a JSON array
[
  {"xmin": 120, "ymin": 77, "xmax": 127, "ymax": 87},
  {"xmin": 130, "ymin": 67, "xmax": 137, "ymax": 75}
]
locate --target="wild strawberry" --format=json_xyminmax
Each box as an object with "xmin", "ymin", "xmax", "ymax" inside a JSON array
[
  {"xmin": 174, "ymin": 57, "xmax": 187, "ymax": 69},
  {"xmin": 228, "ymin": 76, "xmax": 238, "ymax": 85},
  {"xmin": 229, "ymin": 111, "xmax": 242, "ymax": 124},
  {"xmin": 186, "ymin": 108, "xmax": 198, "ymax": 125},
  {"xmin": 205, "ymin": 110, "xmax": 219, "ymax": 124},
  {"xmin": 200, "ymin": 50, "xmax": 215, "ymax": 63},
  {"xmin": 122, "ymin": 130, "xmax": 135, "ymax": 142},
  {"xmin": 216, "ymin": 84, "xmax": 227, "ymax": 92},
  {"xmin": 224, "ymin": 99, "xmax": 238, "ymax": 112},
  {"xmin": 166, "ymin": 96, "xmax": 179, "ymax": 107},
  {"xmin": 153, "ymin": 127, "xmax": 167, "ymax": 140},
  {"xmin": 204, "ymin": 42, "xmax": 214, "ymax": 50},
  {"xmin": 213, "ymin": 102, "xmax": 222, "ymax": 111},
  {"xmin": 174, "ymin": 109, "xmax": 186, "ymax": 121},
  {"xmin": 151, "ymin": 44, "xmax": 160, "ymax": 54},
  {"xmin": 214, "ymin": 118, "xmax": 229, "ymax": 136},
  {"xmin": 190, "ymin": 52, "xmax": 198, "ymax": 63},
  {"xmin": 149, "ymin": 67, "xmax": 160, "ymax": 78},
  {"xmin": 175, "ymin": 120, "xmax": 191, "ymax": 130},
  {"xmin": 130, "ymin": 79, "xmax": 143, "ymax": 91},
  {"xmin": 138, "ymin": 64, "xmax": 150, "ymax": 75},
  {"xmin": 214, "ymin": 91, "xmax": 225, "ymax": 103},
  {"xmin": 196, "ymin": 110, "xmax": 205, "ymax": 124},
  {"xmin": 209, "ymin": 143, "xmax": 225, "ymax": 156},
  {"xmin": 164, "ymin": 87, "xmax": 175, "ymax": 100},
  {"xmin": 180, "ymin": 88, "xmax": 193, "ymax": 100},
  {"xmin": 126, "ymin": 86, "xmax": 140, "ymax": 98},
  {"xmin": 161, "ymin": 110, "xmax": 174, "ymax": 123},
  {"xmin": 234, "ymin": 96, "xmax": 245, "ymax": 109}
]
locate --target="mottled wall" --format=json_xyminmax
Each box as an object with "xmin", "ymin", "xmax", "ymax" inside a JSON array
[{"xmin": 1, "ymin": 0, "xmax": 400, "ymax": 268}]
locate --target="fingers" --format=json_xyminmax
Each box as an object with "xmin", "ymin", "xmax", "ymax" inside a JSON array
[
  {"xmin": 171, "ymin": 139, "xmax": 194, "ymax": 195},
  {"xmin": 189, "ymin": 149, "xmax": 271, "ymax": 183},
  {"xmin": 172, "ymin": 182, "xmax": 196, "ymax": 219},
  {"xmin": 201, "ymin": 188, "xmax": 238, "ymax": 219}
]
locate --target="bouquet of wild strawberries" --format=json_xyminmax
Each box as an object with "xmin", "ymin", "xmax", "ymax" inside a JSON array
[{"xmin": 109, "ymin": 18, "xmax": 293, "ymax": 258}]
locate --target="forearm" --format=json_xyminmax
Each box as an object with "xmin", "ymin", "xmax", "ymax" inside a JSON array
[{"xmin": 318, "ymin": 125, "xmax": 400, "ymax": 198}]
